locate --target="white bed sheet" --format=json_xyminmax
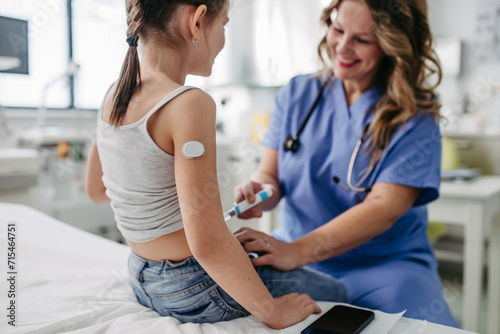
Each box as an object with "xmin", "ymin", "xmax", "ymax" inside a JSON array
[{"xmin": 0, "ymin": 202, "xmax": 442, "ymax": 334}]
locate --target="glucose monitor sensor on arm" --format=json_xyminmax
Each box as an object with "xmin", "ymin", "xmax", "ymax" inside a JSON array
[{"xmin": 182, "ymin": 141, "xmax": 205, "ymax": 159}]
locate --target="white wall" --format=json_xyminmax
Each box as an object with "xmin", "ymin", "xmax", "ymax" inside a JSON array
[{"xmin": 429, "ymin": 0, "xmax": 500, "ymax": 135}]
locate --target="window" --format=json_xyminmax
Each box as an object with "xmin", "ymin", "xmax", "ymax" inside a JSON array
[
  {"xmin": 72, "ymin": 0, "xmax": 127, "ymax": 109},
  {"xmin": 0, "ymin": 0, "xmax": 69, "ymax": 108},
  {"xmin": 0, "ymin": 0, "xmax": 220, "ymax": 110},
  {"xmin": 0, "ymin": 0, "xmax": 129, "ymax": 110}
]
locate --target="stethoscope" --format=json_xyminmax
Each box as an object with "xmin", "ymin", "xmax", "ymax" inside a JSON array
[
  {"xmin": 283, "ymin": 76, "xmax": 331, "ymax": 153},
  {"xmin": 283, "ymin": 76, "xmax": 373, "ymax": 193},
  {"xmin": 332, "ymin": 123, "xmax": 373, "ymax": 193}
]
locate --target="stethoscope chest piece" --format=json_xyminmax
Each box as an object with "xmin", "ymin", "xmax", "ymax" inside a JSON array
[{"xmin": 283, "ymin": 135, "xmax": 300, "ymax": 153}]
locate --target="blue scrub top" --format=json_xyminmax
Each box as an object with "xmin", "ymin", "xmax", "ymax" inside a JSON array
[{"xmin": 261, "ymin": 74, "xmax": 442, "ymax": 276}]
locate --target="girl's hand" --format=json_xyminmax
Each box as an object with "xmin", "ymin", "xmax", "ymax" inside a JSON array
[
  {"xmin": 259, "ymin": 293, "xmax": 321, "ymax": 329},
  {"xmin": 233, "ymin": 181, "xmax": 276, "ymax": 220},
  {"xmin": 233, "ymin": 227, "xmax": 301, "ymax": 272}
]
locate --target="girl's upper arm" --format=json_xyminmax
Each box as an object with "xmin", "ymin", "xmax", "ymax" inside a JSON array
[
  {"xmin": 85, "ymin": 84, "xmax": 116, "ymax": 204},
  {"xmin": 167, "ymin": 90, "xmax": 227, "ymax": 250},
  {"xmin": 85, "ymin": 140, "xmax": 109, "ymax": 203}
]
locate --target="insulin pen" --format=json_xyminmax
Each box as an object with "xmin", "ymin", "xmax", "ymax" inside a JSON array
[{"xmin": 223, "ymin": 187, "xmax": 274, "ymax": 222}]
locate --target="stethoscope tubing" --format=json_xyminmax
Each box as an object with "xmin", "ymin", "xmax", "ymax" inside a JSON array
[
  {"xmin": 283, "ymin": 74, "xmax": 373, "ymax": 193},
  {"xmin": 344, "ymin": 124, "xmax": 373, "ymax": 192}
]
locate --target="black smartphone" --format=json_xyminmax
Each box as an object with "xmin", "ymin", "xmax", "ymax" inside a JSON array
[{"xmin": 300, "ymin": 305, "xmax": 375, "ymax": 334}]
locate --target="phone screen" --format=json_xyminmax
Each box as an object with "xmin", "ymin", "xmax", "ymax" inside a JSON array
[{"xmin": 300, "ymin": 305, "xmax": 375, "ymax": 334}]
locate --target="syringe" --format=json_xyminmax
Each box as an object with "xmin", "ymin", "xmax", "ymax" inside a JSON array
[{"xmin": 223, "ymin": 187, "xmax": 274, "ymax": 222}]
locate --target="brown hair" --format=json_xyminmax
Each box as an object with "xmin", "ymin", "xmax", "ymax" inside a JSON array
[
  {"xmin": 110, "ymin": 0, "xmax": 228, "ymax": 126},
  {"xmin": 318, "ymin": 0, "xmax": 442, "ymax": 167}
]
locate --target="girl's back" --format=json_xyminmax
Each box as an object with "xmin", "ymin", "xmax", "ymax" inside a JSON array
[{"xmin": 98, "ymin": 80, "xmax": 204, "ymax": 261}]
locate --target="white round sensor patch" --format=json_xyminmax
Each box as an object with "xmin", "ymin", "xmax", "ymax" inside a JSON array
[{"xmin": 182, "ymin": 141, "xmax": 205, "ymax": 159}]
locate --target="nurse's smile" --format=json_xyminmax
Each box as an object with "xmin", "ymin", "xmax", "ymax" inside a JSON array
[{"xmin": 338, "ymin": 57, "xmax": 360, "ymax": 68}]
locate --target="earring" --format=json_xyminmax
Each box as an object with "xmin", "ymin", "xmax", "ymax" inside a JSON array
[{"xmin": 193, "ymin": 38, "xmax": 200, "ymax": 46}]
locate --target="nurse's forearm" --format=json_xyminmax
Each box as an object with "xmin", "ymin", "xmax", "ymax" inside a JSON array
[
  {"xmin": 249, "ymin": 148, "xmax": 281, "ymax": 211},
  {"xmin": 291, "ymin": 199, "xmax": 396, "ymax": 266},
  {"xmin": 291, "ymin": 183, "xmax": 419, "ymax": 267}
]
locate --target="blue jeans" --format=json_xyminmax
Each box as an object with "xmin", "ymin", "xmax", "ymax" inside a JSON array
[{"xmin": 128, "ymin": 251, "xmax": 347, "ymax": 324}]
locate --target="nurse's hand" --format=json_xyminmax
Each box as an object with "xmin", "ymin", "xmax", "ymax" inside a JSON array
[
  {"xmin": 233, "ymin": 181, "xmax": 276, "ymax": 220},
  {"xmin": 233, "ymin": 227, "xmax": 300, "ymax": 271}
]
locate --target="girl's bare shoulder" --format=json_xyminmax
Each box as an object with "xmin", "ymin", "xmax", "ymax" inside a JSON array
[
  {"xmin": 172, "ymin": 87, "xmax": 215, "ymax": 112},
  {"xmin": 163, "ymin": 86, "xmax": 217, "ymax": 124}
]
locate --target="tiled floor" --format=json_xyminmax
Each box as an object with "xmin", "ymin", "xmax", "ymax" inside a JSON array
[{"xmin": 438, "ymin": 261, "xmax": 489, "ymax": 334}]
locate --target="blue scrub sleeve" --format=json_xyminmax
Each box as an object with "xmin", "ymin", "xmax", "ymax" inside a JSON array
[
  {"xmin": 261, "ymin": 83, "xmax": 291, "ymax": 150},
  {"xmin": 373, "ymin": 115, "xmax": 442, "ymax": 206}
]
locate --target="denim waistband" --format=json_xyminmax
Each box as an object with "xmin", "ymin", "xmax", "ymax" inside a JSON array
[{"xmin": 129, "ymin": 250, "xmax": 200, "ymax": 270}]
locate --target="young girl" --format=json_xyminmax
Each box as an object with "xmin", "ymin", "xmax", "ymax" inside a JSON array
[{"xmin": 85, "ymin": 0, "xmax": 346, "ymax": 329}]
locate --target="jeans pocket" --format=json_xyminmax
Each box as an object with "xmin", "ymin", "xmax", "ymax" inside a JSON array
[{"xmin": 164, "ymin": 288, "xmax": 247, "ymax": 324}]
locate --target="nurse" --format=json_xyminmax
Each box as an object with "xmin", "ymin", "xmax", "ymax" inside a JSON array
[{"xmin": 233, "ymin": 0, "xmax": 459, "ymax": 328}]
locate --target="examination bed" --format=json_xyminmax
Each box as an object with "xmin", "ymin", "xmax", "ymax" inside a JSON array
[{"xmin": 0, "ymin": 202, "xmax": 475, "ymax": 334}]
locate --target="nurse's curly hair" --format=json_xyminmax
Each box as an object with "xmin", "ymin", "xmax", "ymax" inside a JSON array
[
  {"xmin": 110, "ymin": 0, "xmax": 228, "ymax": 126},
  {"xmin": 318, "ymin": 0, "xmax": 442, "ymax": 167}
]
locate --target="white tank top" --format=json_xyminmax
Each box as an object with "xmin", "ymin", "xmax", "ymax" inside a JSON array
[{"xmin": 96, "ymin": 86, "xmax": 196, "ymax": 243}]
